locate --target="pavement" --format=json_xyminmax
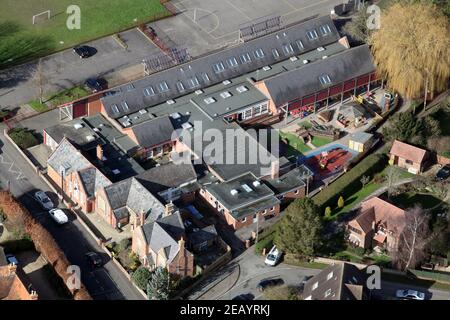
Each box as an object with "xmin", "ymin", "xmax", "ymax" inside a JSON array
[{"xmin": 0, "ymin": 126, "xmax": 143, "ymax": 300}]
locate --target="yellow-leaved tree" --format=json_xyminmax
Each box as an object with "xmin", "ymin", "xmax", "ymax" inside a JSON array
[{"xmin": 370, "ymin": 2, "xmax": 450, "ymax": 108}]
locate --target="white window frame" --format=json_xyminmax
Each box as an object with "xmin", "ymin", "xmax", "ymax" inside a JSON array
[
  {"xmin": 254, "ymin": 48, "xmax": 265, "ymax": 59},
  {"xmin": 307, "ymin": 29, "xmax": 319, "ymax": 40},
  {"xmin": 213, "ymin": 61, "xmax": 225, "ymax": 73},
  {"xmin": 240, "ymin": 52, "xmax": 251, "ymax": 64},
  {"xmin": 226, "ymin": 57, "xmax": 238, "ymax": 68}
]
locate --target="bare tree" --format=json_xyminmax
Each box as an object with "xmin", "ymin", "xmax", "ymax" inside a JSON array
[
  {"xmin": 394, "ymin": 205, "xmax": 430, "ymax": 270},
  {"xmin": 385, "ymin": 167, "xmax": 401, "ymax": 199},
  {"xmin": 360, "ymin": 175, "xmax": 370, "ymax": 188},
  {"xmin": 31, "ymin": 59, "xmax": 48, "ymax": 104}
]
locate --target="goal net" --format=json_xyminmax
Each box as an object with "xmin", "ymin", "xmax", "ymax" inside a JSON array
[{"xmin": 32, "ymin": 10, "xmax": 51, "ymax": 25}]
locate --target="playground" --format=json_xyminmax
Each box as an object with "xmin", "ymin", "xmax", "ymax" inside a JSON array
[{"xmin": 300, "ymin": 144, "xmax": 358, "ymax": 181}]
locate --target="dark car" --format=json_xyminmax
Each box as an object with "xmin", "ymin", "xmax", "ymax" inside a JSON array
[
  {"xmin": 84, "ymin": 78, "xmax": 107, "ymax": 93},
  {"xmin": 231, "ymin": 293, "xmax": 254, "ymax": 300},
  {"xmin": 73, "ymin": 46, "xmax": 95, "ymax": 58},
  {"xmin": 436, "ymin": 165, "xmax": 450, "ymax": 181},
  {"xmin": 256, "ymin": 278, "xmax": 284, "ymax": 292},
  {"xmin": 85, "ymin": 252, "xmax": 103, "ymax": 268}
]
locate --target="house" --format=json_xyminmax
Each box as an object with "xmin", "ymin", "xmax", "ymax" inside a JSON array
[
  {"xmin": 346, "ymin": 196, "xmax": 406, "ymax": 251},
  {"xmin": 47, "ymin": 138, "xmax": 112, "ymax": 213},
  {"xmin": 0, "ymin": 247, "xmax": 38, "ymax": 300},
  {"xmin": 389, "ymin": 140, "xmax": 428, "ymax": 174},
  {"xmin": 131, "ymin": 211, "xmax": 194, "ymax": 277},
  {"xmin": 303, "ymin": 263, "xmax": 369, "ymax": 300},
  {"xmin": 95, "ymin": 177, "xmax": 166, "ymax": 229},
  {"xmin": 348, "ymin": 131, "xmax": 374, "ymax": 153}
]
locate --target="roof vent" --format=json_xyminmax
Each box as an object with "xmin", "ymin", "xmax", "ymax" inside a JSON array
[
  {"xmin": 236, "ymin": 85, "xmax": 248, "ymax": 93},
  {"xmin": 242, "ymin": 184, "xmax": 252, "ymax": 192},
  {"xmin": 170, "ymin": 112, "xmax": 181, "ymax": 120},
  {"xmin": 195, "ymin": 89, "xmax": 203, "ymax": 95},
  {"xmin": 204, "ymin": 97, "xmax": 216, "ymax": 104},
  {"xmin": 222, "ymin": 80, "xmax": 231, "ymax": 85},
  {"xmin": 230, "ymin": 189, "xmax": 239, "ymax": 196},
  {"xmin": 167, "ymin": 99, "xmax": 175, "ymax": 105},
  {"xmin": 220, "ymin": 91, "xmax": 232, "ymax": 99},
  {"xmin": 322, "ymin": 55, "xmax": 328, "ymax": 59},
  {"xmin": 290, "ymin": 56, "xmax": 298, "ymax": 62},
  {"xmin": 303, "ymin": 59, "xmax": 309, "ymax": 64},
  {"xmin": 112, "ymin": 169, "xmax": 121, "ymax": 175},
  {"xmin": 262, "ymin": 66, "xmax": 271, "ymax": 71},
  {"xmin": 139, "ymin": 109, "xmax": 148, "ymax": 114},
  {"xmin": 253, "ymin": 180, "xmax": 261, "ymax": 187},
  {"xmin": 73, "ymin": 123, "xmax": 84, "ymax": 130},
  {"xmin": 86, "ymin": 135, "xmax": 95, "ymax": 142},
  {"xmin": 317, "ymin": 47, "xmax": 325, "ymax": 52}
]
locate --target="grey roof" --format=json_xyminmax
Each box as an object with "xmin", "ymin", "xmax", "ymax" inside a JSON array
[
  {"xmin": 130, "ymin": 115, "xmax": 175, "ymax": 148},
  {"xmin": 78, "ymin": 167, "xmax": 111, "ymax": 198},
  {"xmin": 103, "ymin": 177, "xmax": 165, "ymax": 222},
  {"xmin": 101, "ymin": 15, "xmax": 340, "ymax": 119},
  {"xmin": 141, "ymin": 212, "xmax": 185, "ymax": 263},
  {"xmin": 188, "ymin": 225, "xmax": 218, "ymax": 246},
  {"xmin": 47, "ymin": 138, "xmax": 92, "ymax": 176},
  {"xmin": 349, "ymin": 131, "xmax": 374, "ymax": 144},
  {"xmin": 135, "ymin": 162, "xmax": 197, "ymax": 195},
  {"xmin": 205, "ymin": 172, "xmax": 279, "ymax": 219},
  {"xmin": 339, "ymin": 103, "xmax": 370, "ymax": 119},
  {"xmin": 303, "ymin": 263, "xmax": 368, "ymax": 300},
  {"xmin": 263, "ymin": 45, "xmax": 375, "ymax": 106},
  {"xmin": 44, "ymin": 119, "xmax": 100, "ymax": 150},
  {"xmin": 265, "ymin": 165, "xmax": 312, "ymax": 195}
]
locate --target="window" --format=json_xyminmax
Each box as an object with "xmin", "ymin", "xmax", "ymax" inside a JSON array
[
  {"xmin": 324, "ymin": 289, "xmax": 332, "ymax": 298},
  {"xmin": 294, "ymin": 189, "xmax": 299, "ymax": 195},
  {"xmin": 158, "ymin": 81, "xmax": 169, "ymax": 92},
  {"xmin": 271, "ymin": 206, "xmax": 275, "ymax": 211},
  {"xmin": 226, "ymin": 57, "xmax": 238, "ymax": 68},
  {"xmin": 143, "ymin": 87, "xmax": 155, "ymax": 97},
  {"xmin": 327, "ymin": 272, "xmax": 333, "ymax": 280},
  {"xmin": 282, "ymin": 44, "xmax": 294, "ymax": 55},
  {"xmin": 405, "ymin": 159, "xmax": 413, "ymax": 165},
  {"xmin": 319, "ymin": 24, "xmax": 332, "ymax": 35},
  {"xmin": 242, "ymin": 217, "xmax": 247, "ymax": 222},
  {"xmin": 187, "ymin": 77, "xmax": 200, "ymax": 88},
  {"xmin": 307, "ymin": 29, "xmax": 319, "ymax": 40},
  {"xmin": 241, "ymin": 108, "xmax": 253, "ymax": 120},
  {"xmin": 319, "ymin": 74, "xmax": 331, "ymax": 85},
  {"xmin": 202, "ymin": 72, "xmax": 210, "ymax": 82},
  {"xmin": 111, "ymin": 104, "xmax": 119, "ymax": 114},
  {"xmin": 312, "ymin": 282, "xmax": 318, "ymax": 290},
  {"xmin": 240, "ymin": 52, "xmax": 251, "ymax": 64},
  {"xmin": 296, "ymin": 39, "xmax": 304, "ymax": 50},
  {"xmin": 213, "ymin": 62, "xmax": 225, "ymax": 73},
  {"xmin": 176, "ymin": 81, "xmax": 185, "ymax": 92},
  {"xmin": 121, "ymin": 101, "xmax": 129, "ymax": 111},
  {"xmin": 254, "ymin": 48, "xmax": 265, "ymax": 59},
  {"xmin": 272, "ymin": 48, "xmax": 280, "ymax": 59}
]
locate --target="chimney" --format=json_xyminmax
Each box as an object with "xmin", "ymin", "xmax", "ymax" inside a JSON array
[
  {"xmin": 271, "ymin": 160, "xmax": 279, "ymax": 179},
  {"xmin": 139, "ymin": 210, "xmax": 145, "ymax": 227},
  {"xmin": 30, "ymin": 290, "xmax": 39, "ymax": 300},
  {"xmin": 96, "ymin": 144, "xmax": 104, "ymax": 161},
  {"xmin": 178, "ymin": 237, "xmax": 185, "ymax": 251},
  {"xmin": 165, "ymin": 202, "xmax": 175, "ymax": 216}
]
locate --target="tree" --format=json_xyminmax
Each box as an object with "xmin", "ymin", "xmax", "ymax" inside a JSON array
[
  {"xmin": 393, "ymin": 205, "xmax": 430, "ymax": 270},
  {"xmin": 131, "ymin": 266, "xmax": 152, "ymax": 292},
  {"xmin": 360, "ymin": 175, "xmax": 370, "ymax": 188},
  {"xmin": 31, "ymin": 59, "xmax": 48, "ymax": 104},
  {"xmin": 324, "ymin": 206, "xmax": 332, "ymax": 219},
  {"xmin": 382, "ymin": 111, "xmax": 424, "ymax": 144},
  {"xmin": 337, "ymin": 196, "xmax": 344, "ymax": 208},
  {"xmin": 370, "ymin": 3, "xmax": 450, "ymax": 109},
  {"xmin": 342, "ymin": 4, "xmax": 372, "ymax": 42},
  {"xmin": 385, "ymin": 166, "xmax": 401, "ymax": 199},
  {"xmin": 427, "ymin": 136, "xmax": 450, "ymax": 155},
  {"xmin": 147, "ymin": 267, "xmax": 170, "ymax": 300},
  {"xmin": 274, "ymin": 198, "xmax": 323, "ymax": 260}
]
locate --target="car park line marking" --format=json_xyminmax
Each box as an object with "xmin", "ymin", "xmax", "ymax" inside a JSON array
[{"xmin": 0, "ymin": 154, "xmax": 27, "ymax": 181}]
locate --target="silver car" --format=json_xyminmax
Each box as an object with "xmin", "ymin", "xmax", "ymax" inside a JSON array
[
  {"xmin": 34, "ymin": 191, "xmax": 54, "ymax": 210},
  {"xmin": 396, "ymin": 289, "xmax": 425, "ymax": 300}
]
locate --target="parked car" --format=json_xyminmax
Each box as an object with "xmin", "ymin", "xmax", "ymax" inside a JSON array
[
  {"xmin": 395, "ymin": 289, "xmax": 425, "ymax": 300},
  {"xmin": 73, "ymin": 45, "xmax": 95, "ymax": 58},
  {"xmin": 34, "ymin": 191, "xmax": 54, "ymax": 210},
  {"xmin": 84, "ymin": 77, "xmax": 107, "ymax": 93},
  {"xmin": 257, "ymin": 278, "xmax": 285, "ymax": 292},
  {"xmin": 85, "ymin": 252, "xmax": 103, "ymax": 268},
  {"xmin": 436, "ymin": 165, "xmax": 450, "ymax": 181},
  {"xmin": 48, "ymin": 208, "xmax": 68, "ymax": 225},
  {"xmin": 231, "ymin": 293, "xmax": 254, "ymax": 300},
  {"xmin": 265, "ymin": 245, "xmax": 282, "ymax": 266},
  {"xmin": 5, "ymin": 254, "xmax": 18, "ymax": 266}
]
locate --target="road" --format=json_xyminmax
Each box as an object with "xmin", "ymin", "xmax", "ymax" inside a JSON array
[{"xmin": 0, "ymin": 129, "xmax": 144, "ymax": 300}]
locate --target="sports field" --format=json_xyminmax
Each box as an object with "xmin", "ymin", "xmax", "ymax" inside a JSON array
[{"xmin": 0, "ymin": 0, "xmax": 170, "ymax": 68}]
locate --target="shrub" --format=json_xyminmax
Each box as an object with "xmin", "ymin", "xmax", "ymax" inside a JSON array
[
  {"xmin": 115, "ymin": 238, "xmax": 131, "ymax": 253},
  {"xmin": 8, "ymin": 128, "xmax": 39, "ymax": 149},
  {"xmin": 337, "ymin": 196, "xmax": 345, "ymax": 208},
  {"xmin": 132, "ymin": 266, "xmax": 152, "ymax": 292},
  {"xmin": 324, "ymin": 207, "xmax": 332, "ymax": 219},
  {"xmin": 313, "ymin": 154, "xmax": 387, "ymax": 211},
  {"xmin": 255, "ymin": 232, "xmax": 275, "ymax": 255}
]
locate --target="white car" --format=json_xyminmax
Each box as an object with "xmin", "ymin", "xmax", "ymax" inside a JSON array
[
  {"xmin": 48, "ymin": 209, "xmax": 68, "ymax": 225},
  {"xmin": 34, "ymin": 191, "xmax": 54, "ymax": 210},
  {"xmin": 265, "ymin": 245, "xmax": 282, "ymax": 266},
  {"xmin": 395, "ymin": 289, "xmax": 425, "ymax": 300}
]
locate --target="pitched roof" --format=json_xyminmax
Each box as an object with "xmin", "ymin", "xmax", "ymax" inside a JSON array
[
  {"xmin": 349, "ymin": 131, "xmax": 374, "ymax": 144},
  {"xmin": 390, "ymin": 140, "xmax": 427, "ymax": 164},
  {"xmin": 263, "ymin": 45, "xmax": 375, "ymax": 106},
  {"xmin": 78, "ymin": 167, "xmax": 111, "ymax": 198},
  {"xmin": 303, "ymin": 263, "xmax": 367, "ymax": 300},
  {"xmin": 130, "ymin": 115, "xmax": 175, "ymax": 148},
  {"xmin": 100, "ymin": 15, "xmax": 340, "ymax": 119},
  {"xmin": 47, "ymin": 138, "xmax": 91, "ymax": 175},
  {"xmin": 188, "ymin": 225, "xmax": 218, "ymax": 246}
]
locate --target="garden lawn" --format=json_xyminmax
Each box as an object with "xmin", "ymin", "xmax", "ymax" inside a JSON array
[
  {"xmin": 29, "ymin": 100, "xmax": 49, "ymax": 113},
  {"xmin": 311, "ymin": 136, "xmax": 332, "ymax": 148},
  {"xmin": 0, "ymin": 0, "xmax": 170, "ymax": 68},
  {"xmin": 279, "ymin": 131, "xmax": 312, "ymax": 155},
  {"xmin": 389, "ymin": 192, "xmax": 443, "ymax": 210}
]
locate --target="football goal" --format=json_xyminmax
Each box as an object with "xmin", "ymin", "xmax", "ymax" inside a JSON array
[{"xmin": 32, "ymin": 10, "xmax": 51, "ymax": 25}]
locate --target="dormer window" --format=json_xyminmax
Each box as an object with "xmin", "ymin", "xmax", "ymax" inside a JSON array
[
  {"xmin": 319, "ymin": 74, "xmax": 331, "ymax": 85},
  {"xmin": 158, "ymin": 81, "xmax": 169, "ymax": 92},
  {"xmin": 307, "ymin": 29, "xmax": 319, "ymax": 40},
  {"xmin": 213, "ymin": 62, "xmax": 225, "ymax": 73},
  {"xmin": 319, "ymin": 24, "xmax": 332, "ymax": 35}
]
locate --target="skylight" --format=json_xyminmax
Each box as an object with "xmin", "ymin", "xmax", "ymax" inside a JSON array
[
  {"xmin": 143, "ymin": 87, "xmax": 155, "ymax": 97},
  {"xmin": 226, "ymin": 57, "xmax": 238, "ymax": 68},
  {"xmin": 272, "ymin": 48, "xmax": 280, "ymax": 59},
  {"xmin": 213, "ymin": 61, "xmax": 225, "ymax": 73},
  {"xmin": 202, "ymin": 73, "xmax": 210, "ymax": 82},
  {"xmin": 121, "ymin": 101, "xmax": 129, "ymax": 111},
  {"xmin": 282, "ymin": 44, "xmax": 294, "ymax": 55},
  {"xmin": 296, "ymin": 39, "xmax": 304, "ymax": 50},
  {"xmin": 327, "ymin": 272, "xmax": 333, "ymax": 280},
  {"xmin": 220, "ymin": 91, "xmax": 232, "ymax": 99},
  {"xmin": 241, "ymin": 184, "xmax": 252, "ymax": 193},
  {"xmin": 254, "ymin": 48, "xmax": 265, "ymax": 59},
  {"xmin": 236, "ymin": 85, "xmax": 248, "ymax": 93},
  {"xmin": 307, "ymin": 29, "xmax": 319, "ymax": 40},
  {"xmin": 240, "ymin": 52, "xmax": 251, "ymax": 64},
  {"xmin": 319, "ymin": 24, "xmax": 332, "ymax": 35},
  {"xmin": 111, "ymin": 104, "xmax": 119, "ymax": 114},
  {"xmin": 176, "ymin": 81, "xmax": 185, "ymax": 92},
  {"xmin": 204, "ymin": 97, "xmax": 216, "ymax": 104},
  {"xmin": 158, "ymin": 81, "xmax": 169, "ymax": 92},
  {"xmin": 187, "ymin": 77, "xmax": 200, "ymax": 88},
  {"xmin": 319, "ymin": 75, "xmax": 331, "ymax": 85},
  {"xmin": 126, "ymin": 83, "xmax": 135, "ymax": 91}
]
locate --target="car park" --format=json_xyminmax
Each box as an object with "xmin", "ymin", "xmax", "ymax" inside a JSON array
[
  {"xmin": 265, "ymin": 245, "xmax": 282, "ymax": 266},
  {"xmin": 34, "ymin": 191, "xmax": 54, "ymax": 210},
  {"xmin": 257, "ymin": 278, "xmax": 285, "ymax": 292},
  {"xmin": 48, "ymin": 209, "xmax": 69, "ymax": 225},
  {"xmin": 395, "ymin": 289, "xmax": 425, "ymax": 300}
]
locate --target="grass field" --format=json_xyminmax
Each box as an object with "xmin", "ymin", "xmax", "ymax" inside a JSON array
[{"xmin": 0, "ymin": 0, "xmax": 170, "ymax": 68}]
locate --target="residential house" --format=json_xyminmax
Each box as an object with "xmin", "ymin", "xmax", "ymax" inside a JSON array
[
  {"xmin": 389, "ymin": 140, "xmax": 428, "ymax": 174},
  {"xmin": 132, "ymin": 211, "xmax": 194, "ymax": 277},
  {"xmin": 346, "ymin": 196, "xmax": 406, "ymax": 251},
  {"xmin": 303, "ymin": 263, "xmax": 369, "ymax": 300}
]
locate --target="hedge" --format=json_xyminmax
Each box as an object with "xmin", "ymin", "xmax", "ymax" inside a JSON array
[
  {"xmin": 313, "ymin": 154, "xmax": 387, "ymax": 211},
  {"xmin": 255, "ymin": 226, "xmax": 277, "ymax": 255}
]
